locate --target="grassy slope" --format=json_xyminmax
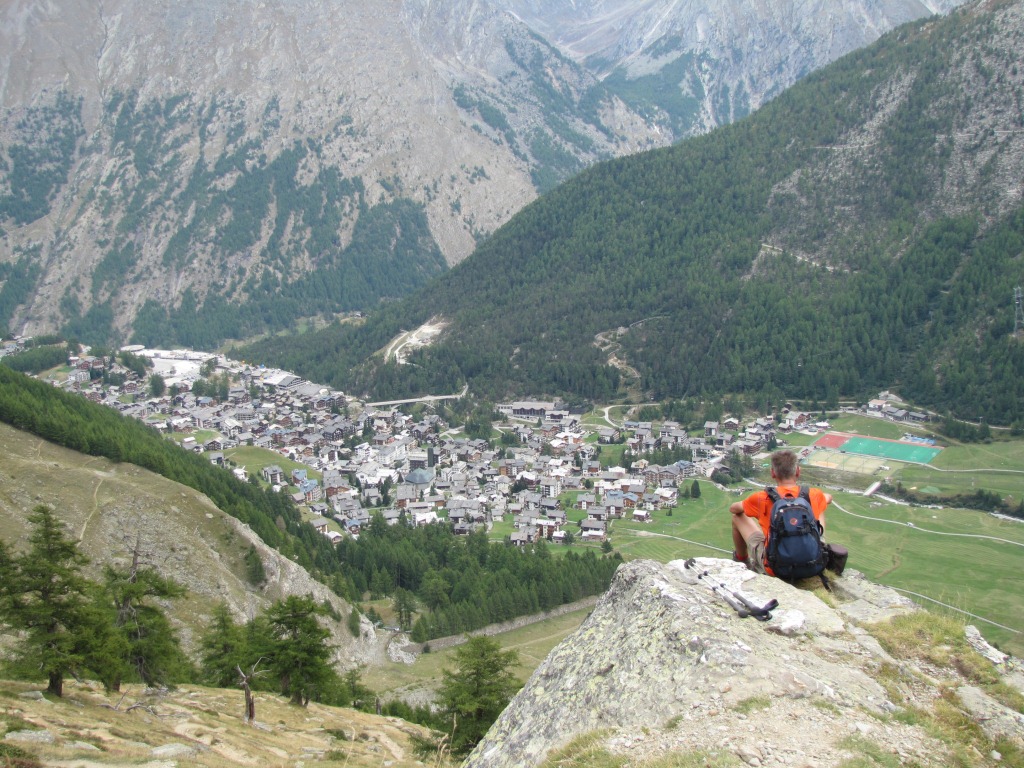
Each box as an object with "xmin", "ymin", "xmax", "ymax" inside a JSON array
[{"xmin": 0, "ymin": 422, "xmax": 348, "ymax": 655}]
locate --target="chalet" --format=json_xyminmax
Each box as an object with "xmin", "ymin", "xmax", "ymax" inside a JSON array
[
  {"xmin": 395, "ymin": 485, "xmax": 419, "ymax": 508},
  {"xmin": 642, "ymin": 492, "xmax": 663, "ymax": 509},
  {"xmin": 655, "ymin": 487, "xmax": 679, "ymax": 506},
  {"xmin": 228, "ymin": 386, "xmax": 250, "ymax": 403},
  {"xmin": 632, "ymin": 509, "xmax": 652, "ymax": 522},
  {"xmin": 539, "ymin": 497, "xmax": 561, "ymax": 515},
  {"xmin": 299, "ymin": 479, "xmax": 322, "ymax": 503},
  {"xmin": 579, "ymin": 519, "xmax": 607, "ymax": 541},
  {"xmin": 509, "ymin": 530, "xmax": 531, "ymax": 547},
  {"xmin": 704, "ymin": 421, "xmax": 719, "ymax": 438},
  {"xmin": 545, "ymin": 508, "xmax": 567, "ymax": 525},
  {"xmin": 659, "ymin": 421, "xmax": 680, "ymax": 438}
]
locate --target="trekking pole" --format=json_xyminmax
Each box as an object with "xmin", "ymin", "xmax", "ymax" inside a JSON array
[{"xmin": 683, "ymin": 559, "xmax": 777, "ymax": 621}]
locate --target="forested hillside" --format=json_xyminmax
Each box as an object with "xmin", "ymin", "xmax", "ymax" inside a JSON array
[{"xmin": 242, "ymin": 0, "xmax": 1024, "ymax": 424}]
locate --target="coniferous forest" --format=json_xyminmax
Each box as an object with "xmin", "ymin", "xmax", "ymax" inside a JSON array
[{"xmin": 240, "ymin": 3, "xmax": 1024, "ymax": 424}]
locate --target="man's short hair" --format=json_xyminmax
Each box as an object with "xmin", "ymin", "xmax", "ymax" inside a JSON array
[{"xmin": 771, "ymin": 450, "xmax": 799, "ymax": 480}]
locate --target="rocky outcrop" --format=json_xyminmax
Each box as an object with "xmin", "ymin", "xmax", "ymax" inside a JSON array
[{"xmin": 466, "ymin": 557, "xmax": 1024, "ymax": 768}]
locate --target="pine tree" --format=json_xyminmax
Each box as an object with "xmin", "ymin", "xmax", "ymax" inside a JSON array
[
  {"xmin": 103, "ymin": 561, "xmax": 189, "ymax": 689},
  {"xmin": 199, "ymin": 603, "xmax": 250, "ymax": 687},
  {"xmin": 260, "ymin": 595, "xmax": 337, "ymax": 706},
  {"xmin": 0, "ymin": 506, "xmax": 110, "ymax": 696},
  {"xmin": 437, "ymin": 636, "xmax": 521, "ymax": 755}
]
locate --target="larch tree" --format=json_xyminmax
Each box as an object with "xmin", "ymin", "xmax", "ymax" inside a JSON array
[
  {"xmin": 0, "ymin": 505, "xmax": 115, "ymax": 696},
  {"xmin": 436, "ymin": 635, "xmax": 521, "ymax": 755}
]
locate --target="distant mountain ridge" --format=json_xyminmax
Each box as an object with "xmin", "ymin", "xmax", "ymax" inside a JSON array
[
  {"xmin": 501, "ymin": 0, "xmax": 965, "ymax": 133},
  {"xmin": 241, "ymin": 0, "xmax": 1024, "ymax": 424},
  {"xmin": 0, "ymin": 0, "xmax": 963, "ymax": 346}
]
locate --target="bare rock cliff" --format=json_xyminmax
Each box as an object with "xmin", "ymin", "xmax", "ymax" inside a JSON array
[{"xmin": 466, "ymin": 558, "xmax": 1024, "ymax": 767}]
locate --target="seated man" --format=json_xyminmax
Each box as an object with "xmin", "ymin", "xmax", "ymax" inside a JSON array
[{"xmin": 729, "ymin": 449, "xmax": 832, "ymax": 576}]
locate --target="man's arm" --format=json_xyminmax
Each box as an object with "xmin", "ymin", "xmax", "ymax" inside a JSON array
[{"xmin": 818, "ymin": 491, "xmax": 832, "ymax": 535}]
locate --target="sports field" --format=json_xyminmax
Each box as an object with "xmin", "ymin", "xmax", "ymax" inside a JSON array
[
  {"xmin": 812, "ymin": 431, "xmax": 941, "ymax": 464},
  {"xmin": 804, "ymin": 448, "xmax": 887, "ymax": 474}
]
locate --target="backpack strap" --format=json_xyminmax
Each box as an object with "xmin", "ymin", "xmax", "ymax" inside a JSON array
[
  {"xmin": 798, "ymin": 484, "xmax": 832, "ymax": 591},
  {"xmin": 765, "ymin": 487, "xmax": 780, "ymax": 503}
]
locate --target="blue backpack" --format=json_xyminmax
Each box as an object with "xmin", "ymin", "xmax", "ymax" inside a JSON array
[{"xmin": 764, "ymin": 485, "xmax": 829, "ymax": 585}]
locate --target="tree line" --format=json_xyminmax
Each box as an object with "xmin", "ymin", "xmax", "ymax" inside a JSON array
[
  {"xmin": 337, "ymin": 520, "xmax": 621, "ymax": 642},
  {"xmin": 0, "ymin": 366, "xmax": 340, "ymax": 578}
]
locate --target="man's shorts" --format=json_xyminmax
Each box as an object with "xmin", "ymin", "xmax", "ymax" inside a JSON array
[{"xmin": 743, "ymin": 529, "xmax": 768, "ymax": 575}]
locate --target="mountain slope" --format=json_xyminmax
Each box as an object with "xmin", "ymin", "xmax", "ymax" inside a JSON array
[
  {"xmin": 242, "ymin": 0, "xmax": 1024, "ymax": 423},
  {"xmin": 502, "ymin": 0, "xmax": 966, "ymax": 135},
  {"xmin": 0, "ymin": 0, "xmax": 965, "ymax": 347},
  {"xmin": 0, "ymin": 421, "xmax": 361, "ymax": 659}
]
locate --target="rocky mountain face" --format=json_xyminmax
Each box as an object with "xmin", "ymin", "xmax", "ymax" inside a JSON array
[
  {"xmin": 0, "ymin": 0, "xmax": 963, "ymax": 345},
  {"xmin": 466, "ymin": 558, "xmax": 1024, "ymax": 767},
  {"xmin": 502, "ymin": 0, "xmax": 965, "ymax": 133}
]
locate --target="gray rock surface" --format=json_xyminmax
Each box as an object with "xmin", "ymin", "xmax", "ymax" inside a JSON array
[
  {"xmin": 464, "ymin": 557, "xmax": 993, "ymax": 768},
  {"xmin": 3, "ymin": 729, "xmax": 56, "ymax": 744}
]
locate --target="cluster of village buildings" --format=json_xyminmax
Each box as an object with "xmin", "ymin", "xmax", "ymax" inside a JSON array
[{"xmin": 2, "ymin": 338, "xmax": 928, "ymax": 548}]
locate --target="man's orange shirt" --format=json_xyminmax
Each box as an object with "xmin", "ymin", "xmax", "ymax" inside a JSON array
[{"xmin": 742, "ymin": 484, "xmax": 829, "ymax": 541}]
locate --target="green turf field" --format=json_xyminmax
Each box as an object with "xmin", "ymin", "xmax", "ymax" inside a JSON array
[
  {"xmin": 841, "ymin": 436, "xmax": 941, "ymax": 463},
  {"xmin": 223, "ymin": 445, "xmax": 323, "ymax": 482}
]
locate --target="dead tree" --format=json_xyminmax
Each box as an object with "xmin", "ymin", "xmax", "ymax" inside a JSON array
[{"xmin": 237, "ymin": 659, "xmax": 265, "ymax": 725}]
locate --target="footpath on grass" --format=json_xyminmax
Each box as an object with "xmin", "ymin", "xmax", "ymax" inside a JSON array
[{"xmin": 393, "ymin": 595, "xmax": 600, "ymax": 655}]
